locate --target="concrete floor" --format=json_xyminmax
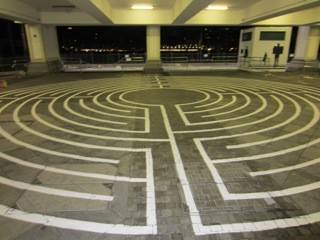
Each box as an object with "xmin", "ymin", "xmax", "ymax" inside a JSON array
[{"xmin": 0, "ymin": 71, "xmax": 320, "ymax": 240}]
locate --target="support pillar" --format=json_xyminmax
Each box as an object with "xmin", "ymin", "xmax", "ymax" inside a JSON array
[
  {"xmin": 305, "ymin": 27, "xmax": 320, "ymax": 61},
  {"xmin": 287, "ymin": 26, "xmax": 320, "ymax": 71},
  {"xmin": 144, "ymin": 26, "xmax": 162, "ymax": 74},
  {"xmin": 25, "ymin": 24, "xmax": 61, "ymax": 74}
]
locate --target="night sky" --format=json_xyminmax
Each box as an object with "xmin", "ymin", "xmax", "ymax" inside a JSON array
[
  {"xmin": 57, "ymin": 26, "xmax": 146, "ymax": 53},
  {"xmin": 161, "ymin": 26, "xmax": 241, "ymax": 53},
  {"xmin": 57, "ymin": 26, "xmax": 241, "ymax": 54},
  {"xmin": 1, "ymin": 19, "xmax": 243, "ymax": 59}
]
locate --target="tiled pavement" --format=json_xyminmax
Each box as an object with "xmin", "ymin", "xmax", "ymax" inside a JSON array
[{"xmin": 0, "ymin": 72, "xmax": 320, "ymax": 239}]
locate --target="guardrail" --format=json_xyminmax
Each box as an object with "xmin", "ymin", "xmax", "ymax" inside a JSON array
[
  {"xmin": 161, "ymin": 52, "xmax": 238, "ymax": 63},
  {"xmin": 0, "ymin": 57, "xmax": 29, "ymax": 72},
  {"xmin": 61, "ymin": 53, "xmax": 239, "ymax": 65},
  {"xmin": 61, "ymin": 53, "xmax": 146, "ymax": 65},
  {"xmin": 239, "ymin": 57, "xmax": 272, "ymax": 67}
]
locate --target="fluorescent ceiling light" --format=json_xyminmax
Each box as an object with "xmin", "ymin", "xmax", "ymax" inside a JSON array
[
  {"xmin": 131, "ymin": 4, "xmax": 154, "ymax": 10},
  {"xmin": 206, "ymin": 5, "xmax": 228, "ymax": 10}
]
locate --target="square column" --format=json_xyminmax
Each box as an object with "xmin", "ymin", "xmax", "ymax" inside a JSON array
[
  {"xmin": 305, "ymin": 27, "xmax": 320, "ymax": 61},
  {"xmin": 287, "ymin": 26, "xmax": 320, "ymax": 71},
  {"xmin": 144, "ymin": 26, "xmax": 162, "ymax": 73},
  {"xmin": 25, "ymin": 24, "xmax": 61, "ymax": 73}
]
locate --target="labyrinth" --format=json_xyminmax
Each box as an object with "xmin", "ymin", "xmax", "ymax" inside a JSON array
[{"xmin": 0, "ymin": 75, "xmax": 320, "ymax": 239}]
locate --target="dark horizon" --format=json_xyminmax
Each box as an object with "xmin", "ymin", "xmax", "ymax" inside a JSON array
[
  {"xmin": 57, "ymin": 25, "xmax": 242, "ymax": 55},
  {"xmin": 57, "ymin": 26, "xmax": 146, "ymax": 53}
]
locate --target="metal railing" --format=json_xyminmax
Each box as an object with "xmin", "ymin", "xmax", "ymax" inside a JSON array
[
  {"xmin": 161, "ymin": 52, "xmax": 238, "ymax": 63},
  {"xmin": 0, "ymin": 57, "xmax": 29, "ymax": 72},
  {"xmin": 61, "ymin": 52, "xmax": 239, "ymax": 65},
  {"xmin": 239, "ymin": 57, "xmax": 272, "ymax": 68},
  {"xmin": 61, "ymin": 52, "xmax": 146, "ymax": 65}
]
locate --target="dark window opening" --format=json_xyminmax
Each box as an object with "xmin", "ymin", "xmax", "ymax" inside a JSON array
[
  {"xmin": 57, "ymin": 26, "xmax": 146, "ymax": 64},
  {"xmin": 161, "ymin": 26, "xmax": 241, "ymax": 63},
  {"xmin": 260, "ymin": 31, "xmax": 286, "ymax": 41},
  {"xmin": 0, "ymin": 18, "xmax": 29, "ymax": 71}
]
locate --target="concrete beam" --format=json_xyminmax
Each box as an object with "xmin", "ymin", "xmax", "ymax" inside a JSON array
[
  {"xmin": 172, "ymin": 0, "xmax": 214, "ymax": 24},
  {"xmin": 113, "ymin": 9, "xmax": 173, "ymax": 25},
  {"xmin": 0, "ymin": 0, "xmax": 40, "ymax": 23},
  {"xmin": 242, "ymin": 0, "xmax": 320, "ymax": 25},
  {"xmin": 41, "ymin": 11, "xmax": 100, "ymax": 25},
  {"xmin": 256, "ymin": 6, "xmax": 320, "ymax": 25},
  {"xmin": 67, "ymin": 0, "xmax": 113, "ymax": 24},
  {"xmin": 186, "ymin": 9, "xmax": 243, "ymax": 25}
]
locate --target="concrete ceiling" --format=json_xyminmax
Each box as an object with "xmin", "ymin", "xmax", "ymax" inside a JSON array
[
  {"xmin": 108, "ymin": 0, "xmax": 176, "ymax": 9},
  {"xmin": 19, "ymin": 0, "xmax": 78, "ymax": 11},
  {"xmin": 213, "ymin": 0, "xmax": 263, "ymax": 9},
  {"xmin": 0, "ymin": 0, "xmax": 319, "ymax": 25}
]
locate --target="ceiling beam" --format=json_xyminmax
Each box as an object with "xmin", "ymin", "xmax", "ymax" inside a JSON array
[
  {"xmin": 172, "ymin": 0, "xmax": 214, "ymax": 24},
  {"xmin": 41, "ymin": 11, "xmax": 101, "ymax": 25},
  {"xmin": 0, "ymin": 0, "xmax": 40, "ymax": 23},
  {"xmin": 242, "ymin": 0, "xmax": 320, "ymax": 25},
  {"xmin": 67, "ymin": 0, "xmax": 113, "ymax": 24},
  {"xmin": 256, "ymin": 6, "xmax": 320, "ymax": 25}
]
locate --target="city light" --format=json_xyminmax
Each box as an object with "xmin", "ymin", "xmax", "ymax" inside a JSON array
[
  {"xmin": 206, "ymin": 5, "xmax": 228, "ymax": 10},
  {"xmin": 131, "ymin": 4, "xmax": 154, "ymax": 10}
]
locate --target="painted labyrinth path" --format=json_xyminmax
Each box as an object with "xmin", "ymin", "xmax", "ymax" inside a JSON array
[{"xmin": 0, "ymin": 76, "xmax": 320, "ymax": 238}]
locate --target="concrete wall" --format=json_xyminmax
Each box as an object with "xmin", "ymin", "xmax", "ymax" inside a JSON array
[
  {"xmin": 239, "ymin": 28, "xmax": 255, "ymax": 59},
  {"xmin": 239, "ymin": 26, "xmax": 292, "ymax": 66}
]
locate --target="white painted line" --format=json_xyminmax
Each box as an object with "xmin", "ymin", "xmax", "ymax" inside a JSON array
[
  {"xmin": 0, "ymin": 97, "xmax": 18, "ymax": 100},
  {"xmin": 250, "ymin": 157, "xmax": 320, "ymax": 176},
  {"xmin": 213, "ymin": 137, "xmax": 320, "ymax": 164},
  {"xmin": 32, "ymin": 101, "xmax": 168, "ymax": 142},
  {"xmin": 160, "ymin": 106, "xmax": 200, "ymax": 215},
  {"xmin": 0, "ymin": 98, "xmax": 119, "ymax": 164},
  {"xmin": 79, "ymin": 99, "xmax": 144, "ymax": 119},
  {"xmin": 93, "ymin": 91, "xmax": 132, "ymax": 113},
  {"xmin": 0, "ymin": 204, "xmax": 156, "ymax": 235},
  {"xmin": 154, "ymin": 75, "xmax": 163, "ymax": 89},
  {"xmin": 176, "ymin": 88, "xmax": 267, "ymax": 126},
  {"xmin": 0, "ymin": 151, "xmax": 145, "ymax": 183},
  {"xmin": 0, "ymin": 176, "xmax": 114, "ymax": 201},
  {"xmin": 161, "ymin": 104, "xmax": 320, "ymax": 235},
  {"xmin": 184, "ymin": 96, "xmax": 237, "ymax": 114},
  {"xmin": 193, "ymin": 90, "xmax": 223, "ymax": 109},
  {"xmin": 202, "ymin": 91, "xmax": 251, "ymax": 118},
  {"xmin": 49, "ymin": 97, "xmax": 149, "ymax": 133},
  {"xmin": 64, "ymin": 95, "xmax": 128, "ymax": 125},
  {"xmin": 0, "ymin": 85, "xmax": 158, "ymax": 234},
  {"xmin": 13, "ymin": 100, "xmax": 145, "ymax": 154},
  {"xmin": 194, "ymin": 95, "xmax": 285, "ymax": 140},
  {"xmin": 227, "ymin": 91, "xmax": 319, "ymax": 149},
  {"xmin": 306, "ymin": 94, "xmax": 320, "ymax": 102},
  {"xmin": 107, "ymin": 90, "xmax": 147, "ymax": 110}
]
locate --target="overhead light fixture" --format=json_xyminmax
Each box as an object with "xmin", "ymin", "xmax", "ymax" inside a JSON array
[
  {"xmin": 206, "ymin": 5, "xmax": 228, "ymax": 10},
  {"xmin": 131, "ymin": 4, "xmax": 154, "ymax": 10},
  {"xmin": 14, "ymin": 20, "xmax": 23, "ymax": 24}
]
